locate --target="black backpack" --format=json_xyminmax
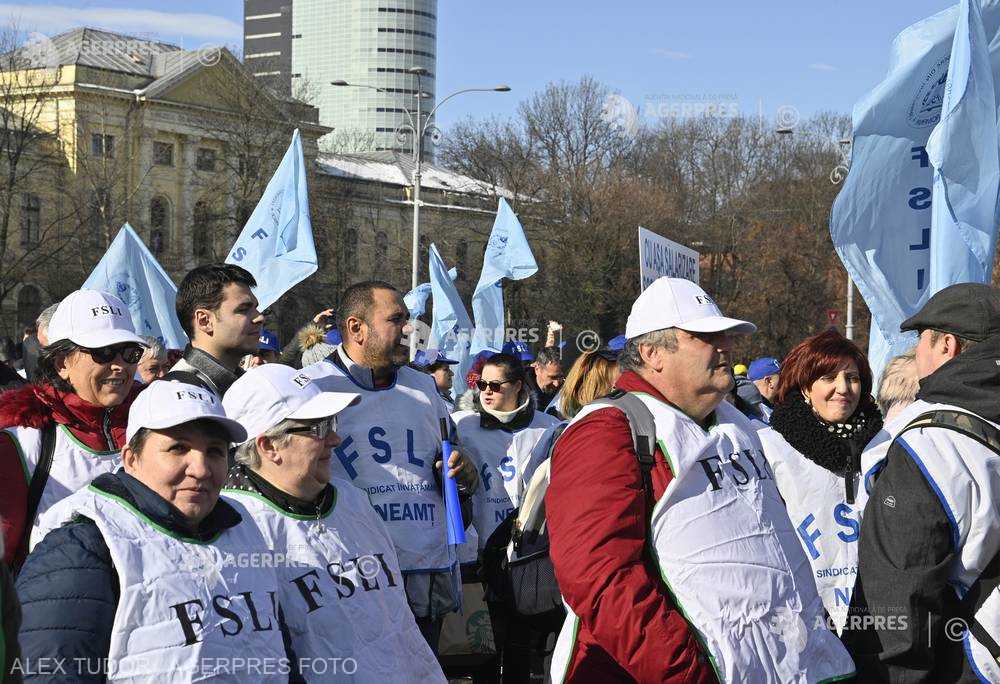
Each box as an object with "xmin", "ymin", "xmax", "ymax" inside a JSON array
[{"xmin": 481, "ymin": 390, "xmax": 658, "ymax": 621}]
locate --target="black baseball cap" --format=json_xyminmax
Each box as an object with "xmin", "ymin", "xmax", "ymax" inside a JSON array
[{"xmin": 899, "ymin": 283, "xmax": 1000, "ymax": 341}]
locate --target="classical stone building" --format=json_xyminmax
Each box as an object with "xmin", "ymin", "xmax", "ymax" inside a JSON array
[{"xmin": 0, "ymin": 27, "xmax": 510, "ymax": 345}]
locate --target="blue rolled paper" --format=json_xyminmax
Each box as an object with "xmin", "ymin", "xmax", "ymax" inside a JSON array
[{"xmin": 440, "ymin": 419, "xmax": 466, "ymax": 545}]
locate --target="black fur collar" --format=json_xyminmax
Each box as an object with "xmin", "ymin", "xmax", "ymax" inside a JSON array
[{"xmin": 769, "ymin": 391, "xmax": 883, "ymax": 475}]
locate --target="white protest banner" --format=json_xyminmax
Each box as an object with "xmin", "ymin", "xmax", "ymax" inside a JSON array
[{"xmin": 638, "ymin": 226, "xmax": 699, "ymax": 290}]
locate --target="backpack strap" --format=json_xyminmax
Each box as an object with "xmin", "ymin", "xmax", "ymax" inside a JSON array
[
  {"xmin": 15, "ymin": 422, "xmax": 57, "ymax": 568},
  {"xmin": 593, "ymin": 390, "xmax": 658, "ymax": 545},
  {"xmin": 894, "ymin": 409, "xmax": 1000, "ymax": 661}
]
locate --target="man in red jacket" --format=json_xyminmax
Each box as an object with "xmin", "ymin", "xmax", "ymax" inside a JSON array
[{"xmin": 546, "ymin": 277, "xmax": 854, "ymax": 683}]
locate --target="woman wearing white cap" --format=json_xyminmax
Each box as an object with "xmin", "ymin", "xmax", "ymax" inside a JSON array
[
  {"xmin": 17, "ymin": 380, "xmax": 296, "ymax": 682},
  {"xmin": 0, "ymin": 289, "xmax": 148, "ymax": 570},
  {"xmin": 223, "ymin": 364, "xmax": 445, "ymax": 683}
]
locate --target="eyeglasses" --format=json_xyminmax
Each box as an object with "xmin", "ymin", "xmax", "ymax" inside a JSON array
[
  {"xmin": 476, "ymin": 379, "xmax": 514, "ymax": 392},
  {"xmin": 82, "ymin": 343, "xmax": 144, "ymax": 365},
  {"xmin": 284, "ymin": 416, "xmax": 337, "ymax": 440}
]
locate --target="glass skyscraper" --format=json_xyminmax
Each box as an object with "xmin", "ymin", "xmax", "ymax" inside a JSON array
[{"xmin": 288, "ymin": 0, "xmax": 437, "ymax": 153}]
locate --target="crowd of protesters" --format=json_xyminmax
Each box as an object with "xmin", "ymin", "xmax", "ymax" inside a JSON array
[{"xmin": 1, "ymin": 265, "xmax": 998, "ymax": 683}]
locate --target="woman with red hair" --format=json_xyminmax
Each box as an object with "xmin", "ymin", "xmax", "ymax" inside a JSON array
[{"xmin": 757, "ymin": 329, "xmax": 883, "ymax": 634}]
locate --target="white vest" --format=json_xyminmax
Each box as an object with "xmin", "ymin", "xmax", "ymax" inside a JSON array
[
  {"xmin": 304, "ymin": 361, "xmax": 455, "ymax": 573},
  {"xmin": 758, "ymin": 427, "xmax": 866, "ymax": 633},
  {"xmin": 868, "ymin": 400, "xmax": 1000, "ymax": 681},
  {"xmin": 4, "ymin": 424, "xmax": 121, "ymax": 546},
  {"xmin": 452, "ymin": 409, "xmax": 560, "ymax": 550},
  {"xmin": 35, "ymin": 485, "xmax": 288, "ymax": 683},
  {"xmin": 551, "ymin": 395, "xmax": 854, "ymax": 684},
  {"xmin": 225, "ymin": 481, "xmax": 445, "ymax": 684}
]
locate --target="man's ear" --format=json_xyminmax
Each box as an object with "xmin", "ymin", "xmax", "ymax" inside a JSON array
[
  {"xmin": 640, "ymin": 343, "xmax": 664, "ymax": 372},
  {"xmin": 193, "ymin": 308, "xmax": 215, "ymax": 338},
  {"xmin": 942, "ymin": 333, "xmax": 963, "ymax": 360},
  {"xmin": 256, "ymin": 434, "xmax": 281, "ymax": 465},
  {"xmin": 345, "ymin": 315, "xmax": 366, "ymax": 344},
  {"xmin": 121, "ymin": 444, "xmax": 138, "ymax": 473}
]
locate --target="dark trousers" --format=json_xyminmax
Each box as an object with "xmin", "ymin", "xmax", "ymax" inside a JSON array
[
  {"xmin": 481, "ymin": 600, "xmax": 564, "ymax": 683},
  {"xmin": 415, "ymin": 614, "xmax": 445, "ymax": 656}
]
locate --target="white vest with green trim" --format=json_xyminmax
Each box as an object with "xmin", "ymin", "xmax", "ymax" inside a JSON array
[
  {"xmin": 758, "ymin": 427, "xmax": 866, "ymax": 634},
  {"xmin": 4, "ymin": 424, "xmax": 121, "ymax": 546},
  {"xmin": 224, "ymin": 481, "xmax": 446, "ymax": 683},
  {"xmin": 550, "ymin": 394, "xmax": 855, "ymax": 684},
  {"xmin": 304, "ymin": 361, "xmax": 455, "ymax": 573},
  {"xmin": 35, "ymin": 485, "xmax": 289, "ymax": 683},
  {"xmin": 452, "ymin": 410, "xmax": 560, "ymax": 550}
]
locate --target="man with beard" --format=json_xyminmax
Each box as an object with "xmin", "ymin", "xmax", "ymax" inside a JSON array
[
  {"xmin": 302, "ymin": 280, "xmax": 478, "ymax": 655},
  {"xmin": 167, "ymin": 264, "xmax": 264, "ymax": 396}
]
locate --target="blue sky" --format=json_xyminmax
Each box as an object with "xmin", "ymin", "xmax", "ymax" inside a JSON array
[{"xmin": 3, "ymin": 1, "xmax": 955, "ymax": 130}]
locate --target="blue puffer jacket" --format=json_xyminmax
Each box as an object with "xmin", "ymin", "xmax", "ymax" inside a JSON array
[{"xmin": 16, "ymin": 470, "xmax": 302, "ymax": 682}]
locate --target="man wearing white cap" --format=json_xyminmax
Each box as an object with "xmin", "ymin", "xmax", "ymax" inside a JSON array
[
  {"xmin": 546, "ymin": 277, "xmax": 854, "ymax": 682},
  {"xmin": 18, "ymin": 380, "xmax": 295, "ymax": 681},
  {"xmin": 0, "ymin": 289, "xmax": 148, "ymax": 569},
  {"xmin": 223, "ymin": 364, "xmax": 446, "ymax": 683}
]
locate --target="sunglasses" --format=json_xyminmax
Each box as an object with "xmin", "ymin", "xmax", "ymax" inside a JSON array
[
  {"xmin": 476, "ymin": 379, "xmax": 514, "ymax": 392},
  {"xmin": 82, "ymin": 343, "xmax": 144, "ymax": 365},
  {"xmin": 284, "ymin": 416, "xmax": 337, "ymax": 440}
]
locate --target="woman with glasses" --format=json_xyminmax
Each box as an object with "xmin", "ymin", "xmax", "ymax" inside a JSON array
[
  {"xmin": 0, "ymin": 289, "xmax": 148, "ymax": 570},
  {"xmin": 223, "ymin": 364, "xmax": 446, "ymax": 682},
  {"xmin": 452, "ymin": 352, "xmax": 561, "ymax": 682}
]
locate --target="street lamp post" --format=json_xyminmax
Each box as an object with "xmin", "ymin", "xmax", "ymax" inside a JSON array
[
  {"xmin": 777, "ymin": 126, "xmax": 856, "ymax": 339},
  {"xmin": 332, "ymin": 71, "xmax": 510, "ymax": 356}
]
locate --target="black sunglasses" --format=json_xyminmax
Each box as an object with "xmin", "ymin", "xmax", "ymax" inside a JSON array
[
  {"xmin": 476, "ymin": 379, "xmax": 514, "ymax": 392},
  {"xmin": 284, "ymin": 416, "xmax": 337, "ymax": 440},
  {"xmin": 82, "ymin": 343, "xmax": 144, "ymax": 365}
]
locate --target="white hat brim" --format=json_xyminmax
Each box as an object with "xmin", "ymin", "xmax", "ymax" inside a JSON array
[
  {"xmin": 676, "ymin": 316, "xmax": 757, "ymax": 335},
  {"xmin": 66, "ymin": 329, "xmax": 148, "ymax": 349},
  {"xmin": 134, "ymin": 414, "xmax": 247, "ymax": 444},
  {"xmin": 287, "ymin": 391, "xmax": 361, "ymax": 422}
]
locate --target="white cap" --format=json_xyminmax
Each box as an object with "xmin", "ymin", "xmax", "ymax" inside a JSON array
[
  {"xmin": 127, "ymin": 380, "xmax": 247, "ymax": 443},
  {"xmin": 223, "ymin": 364, "xmax": 360, "ymax": 444},
  {"xmin": 625, "ymin": 277, "xmax": 757, "ymax": 339},
  {"xmin": 48, "ymin": 290, "xmax": 147, "ymax": 349}
]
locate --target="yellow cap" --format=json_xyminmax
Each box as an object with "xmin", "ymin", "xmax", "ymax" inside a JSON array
[{"xmin": 733, "ymin": 363, "xmax": 748, "ymax": 376}]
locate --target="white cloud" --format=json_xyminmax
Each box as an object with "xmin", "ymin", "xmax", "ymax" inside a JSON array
[
  {"xmin": 651, "ymin": 48, "xmax": 692, "ymax": 61},
  {"xmin": 0, "ymin": 4, "xmax": 241, "ymax": 43},
  {"xmin": 808, "ymin": 62, "xmax": 838, "ymax": 72}
]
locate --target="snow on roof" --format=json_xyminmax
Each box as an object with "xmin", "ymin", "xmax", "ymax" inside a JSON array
[{"xmin": 316, "ymin": 151, "xmax": 511, "ymax": 199}]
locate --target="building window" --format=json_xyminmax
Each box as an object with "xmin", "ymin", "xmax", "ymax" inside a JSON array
[
  {"xmin": 455, "ymin": 239, "xmax": 467, "ymax": 281},
  {"xmin": 196, "ymin": 147, "xmax": 217, "ymax": 172},
  {"xmin": 376, "ymin": 47, "xmax": 435, "ymax": 59},
  {"xmin": 20, "ymin": 193, "xmax": 40, "ymax": 247},
  {"xmin": 193, "ymin": 201, "xmax": 212, "ymax": 262},
  {"xmin": 375, "ymin": 230, "xmax": 387, "ymax": 266},
  {"xmin": 91, "ymin": 133, "xmax": 114, "ymax": 158},
  {"xmin": 345, "ymin": 227, "xmax": 358, "ymax": 271},
  {"xmin": 377, "ymin": 7, "xmax": 436, "ymax": 19},
  {"xmin": 153, "ymin": 141, "xmax": 174, "ymax": 167},
  {"xmin": 149, "ymin": 196, "xmax": 171, "ymax": 255},
  {"xmin": 377, "ymin": 27, "xmax": 436, "ymax": 39},
  {"xmin": 16, "ymin": 285, "xmax": 41, "ymax": 331},
  {"xmin": 90, "ymin": 188, "xmax": 111, "ymax": 246}
]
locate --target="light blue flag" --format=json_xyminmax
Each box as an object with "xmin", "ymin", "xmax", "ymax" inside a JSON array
[
  {"xmin": 928, "ymin": 0, "xmax": 1000, "ymax": 292},
  {"xmin": 404, "ymin": 268, "xmax": 458, "ymax": 319},
  {"xmin": 83, "ymin": 223, "xmax": 187, "ymax": 348},
  {"xmin": 470, "ymin": 198, "xmax": 537, "ymax": 355},
  {"xmin": 225, "ymin": 129, "xmax": 318, "ymax": 311},
  {"xmin": 428, "ymin": 244, "xmax": 473, "ymax": 398},
  {"xmin": 830, "ymin": 1, "xmax": 1000, "ymax": 381}
]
